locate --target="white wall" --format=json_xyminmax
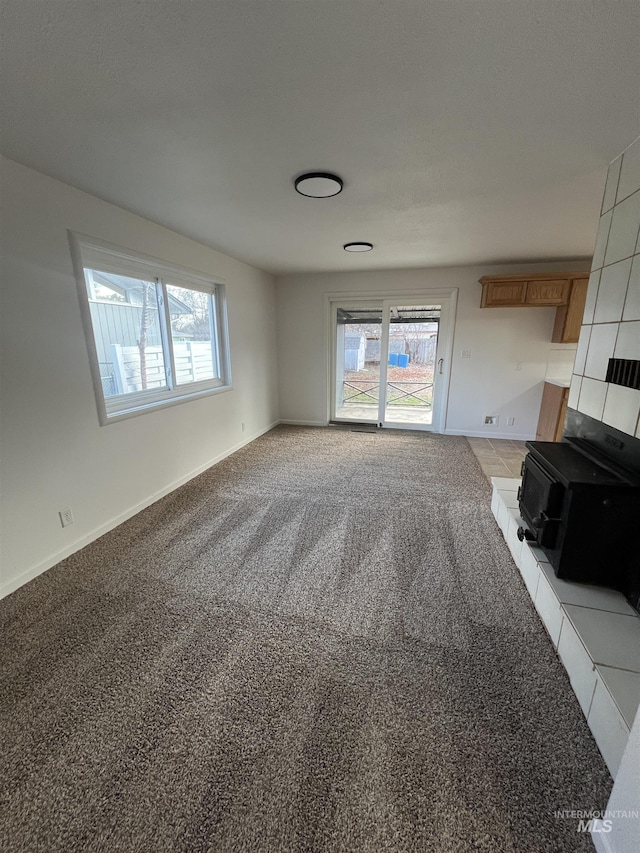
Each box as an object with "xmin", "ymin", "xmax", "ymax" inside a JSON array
[
  {"xmin": 569, "ymin": 135, "xmax": 640, "ymax": 437},
  {"xmin": 0, "ymin": 158, "xmax": 279, "ymax": 596},
  {"xmin": 275, "ymin": 262, "xmax": 589, "ymax": 438}
]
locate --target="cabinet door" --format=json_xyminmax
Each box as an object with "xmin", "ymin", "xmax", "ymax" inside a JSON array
[
  {"xmin": 555, "ymin": 388, "xmax": 569, "ymax": 441},
  {"xmin": 481, "ymin": 281, "xmax": 527, "ymax": 307},
  {"xmin": 536, "ymin": 382, "xmax": 568, "ymax": 442},
  {"xmin": 552, "ymin": 278, "xmax": 589, "ymax": 343},
  {"xmin": 526, "ymin": 280, "xmax": 570, "ymax": 306}
]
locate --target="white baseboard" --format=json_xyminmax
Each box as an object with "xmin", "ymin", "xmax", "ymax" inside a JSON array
[
  {"xmin": 445, "ymin": 428, "xmax": 534, "ymax": 441},
  {"xmin": 279, "ymin": 419, "xmax": 328, "ymax": 427},
  {"xmin": 0, "ymin": 420, "xmax": 280, "ymax": 600}
]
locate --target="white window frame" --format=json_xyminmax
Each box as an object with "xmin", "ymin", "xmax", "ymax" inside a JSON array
[{"xmin": 69, "ymin": 232, "xmax": 232, "ymax": 425}]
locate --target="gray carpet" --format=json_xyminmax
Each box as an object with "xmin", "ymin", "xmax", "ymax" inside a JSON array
[{"xmin": 1, "ymin": 426, "xmax": 611, "ymax": 852}]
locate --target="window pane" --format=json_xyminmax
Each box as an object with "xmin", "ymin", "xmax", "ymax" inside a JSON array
[
  {"xmin": 84, "ymin": 269, "xmax": 167, "ymax": 398},
  {"xmin": 166, "ymin": 284, "xmax": 218, "ymax": 385}
]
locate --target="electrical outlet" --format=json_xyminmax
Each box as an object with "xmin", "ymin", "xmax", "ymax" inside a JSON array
[
  {"xmin": 484, "ymin": 415, "xmax": 498, "ymax": 426},
  {"xmin": 461, "ymin": 349, "xmax": 471, "ymax": 359},
  {"xmin": 515, "ymin": 362, "xmax": 523, "ymax": 372},
  {"xmin": 506, "ymin": 417, "xmax": 515, "ymax": 426},
  {"xmin": 59, "ymin": 507, "xmax": 74, "ymax": 528}
]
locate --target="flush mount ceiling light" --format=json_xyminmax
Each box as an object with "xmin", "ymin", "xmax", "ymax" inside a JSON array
[
  {"xmin": 343, "ymin": 242, "xmax": 373, "ymax": 252},
  {"xmin": 294, "ymin": 172, "xmax": 343, "ymax": 198}
]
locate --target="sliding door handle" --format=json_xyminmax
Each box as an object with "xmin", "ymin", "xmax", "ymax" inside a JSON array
[{"xmin": 438, "ymin": 358, "xmax": 444, "ymax": 374}]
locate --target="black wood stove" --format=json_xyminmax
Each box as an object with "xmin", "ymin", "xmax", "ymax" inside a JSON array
[{"xmin": 517, "ymin": 431, "xmax": 640, "ymax": 614}]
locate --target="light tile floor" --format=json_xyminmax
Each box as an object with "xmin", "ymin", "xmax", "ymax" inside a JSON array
[{"xmin": 465, "ymin": 437, "xmax": 528, "ymax": 480}]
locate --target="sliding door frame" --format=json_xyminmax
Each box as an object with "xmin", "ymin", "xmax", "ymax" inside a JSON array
[
  {"xmin": 329, "ymin": 298, "xmax": 385, "ymax": 425},
  {"xmin": 325, "ymin": 288, "xmax": 458, "ymax": 433}
]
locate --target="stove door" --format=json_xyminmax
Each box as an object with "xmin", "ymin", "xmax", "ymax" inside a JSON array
[{"xmin": 519, "ymin": 454, "xmax": 565, "ymax": 548}]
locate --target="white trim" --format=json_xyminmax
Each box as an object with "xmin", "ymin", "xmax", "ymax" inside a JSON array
[
  {"xmin": 432, "ymin": 293, "xmax": 456, "ymax": 434},
  {"xmin": 69, "ymin": 232, "xmax": 111, "ymax": 424},
  {"xmin": 214, "ymin": 282, "xmax": 232, "ymax": 389},
  {"xmin": 100, "ymin": 382, "xmax": 233, "ymax": 425},
  {"xmin": 325, "ymin": 288, "xmax": 457, "ymax": 433},
  {"xmin": 324, "ymin": 291, "xmax": 332, "ymax": 425},
  {"xmin": 68, "ymin": 231, "xmax": 232, "ymax": 425},
  {"xmin": 324, "ymin": 287, "xmax": 458, "ymax": 301},
  {"xmin": 445, "ymin": 428, "xmax": 534, "ymax": 441},
  {"xmin": 327, "ymin": 297, "xmax": 385, "ymax": 424},
  {"xmin": 279, "ymin": 419, "xmax": 328, "ymax": 427},
  {"xmin": 0, "ymin": 420, "xmax": 280, "ymax": 600},
  {"xmin": 378, "ymin": 300, "xmax": 391, "ymax": 424},
  {"xmin": 69, "ymin": 231, "xmax": 226, "ymax": 287},
  {"xmin": 158, "ymin": 279, "xmax": 178, "ymax": 387}
]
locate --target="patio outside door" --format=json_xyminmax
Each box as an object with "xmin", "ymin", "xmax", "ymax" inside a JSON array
[{"xmin": 331, "ymin": 300, "xmax": 443, "ymax": 431}]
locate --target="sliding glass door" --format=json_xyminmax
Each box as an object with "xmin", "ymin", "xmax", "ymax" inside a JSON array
[
  {"xmin": 383, "ymin": 305, "xmax": 440, "ymax": 427},
  {"xmin": 331, "ymin": 300, "xmax": 445, "ymax": 430},
  {"xmin": 334, "ymin": 304, "xmax": 383, "ymax": 423}
]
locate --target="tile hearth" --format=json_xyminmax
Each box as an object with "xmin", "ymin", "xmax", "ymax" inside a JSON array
[{"xmin": 491, "ymin": 477, "xmax": 640, "ymax": 779}]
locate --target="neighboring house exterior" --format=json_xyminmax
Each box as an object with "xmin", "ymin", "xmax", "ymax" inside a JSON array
[{"xmin": 86, "ymin": 272, "xmax": 207, "ymax": 396}]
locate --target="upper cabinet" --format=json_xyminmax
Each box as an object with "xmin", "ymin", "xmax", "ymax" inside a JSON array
[
  {"xmin": 525, "ymin": 279, "xmax": 571, "ymax": 306},
  {"xmin": 551, "ymin": 277, "xmax": 589, "ymax": 343},
  {"xmin": 479, "ymin": 272, "xmax": 589, "ymax": 343},
  {"xmin": 480, "ymin": 279, "xmax": 528, "ymax": 307}
]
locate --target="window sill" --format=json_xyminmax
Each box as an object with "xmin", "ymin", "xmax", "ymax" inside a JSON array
[{"xmin": 99, "ymin": 382, "xmax": 233, "ymax": 425}]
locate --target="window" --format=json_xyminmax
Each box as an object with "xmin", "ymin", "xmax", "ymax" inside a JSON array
[{"xmin": 71, "ymin": 234, "xmax": 231, "ymax": 424}]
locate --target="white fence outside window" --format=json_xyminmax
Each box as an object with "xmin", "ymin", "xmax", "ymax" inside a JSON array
[{"xmin": 106, "ymin": 341, "xmax": 215, "ymax": 396}]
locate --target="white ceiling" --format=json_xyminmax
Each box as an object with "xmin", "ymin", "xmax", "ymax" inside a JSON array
[{"xmin": 2, "ymin": 1, "xmax": 639, "ymax": 275}]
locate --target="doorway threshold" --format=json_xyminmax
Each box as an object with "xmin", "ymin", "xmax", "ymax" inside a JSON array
[{"xmin": 328, "ymin": 421, "xmax": 380, "ymax": 432}]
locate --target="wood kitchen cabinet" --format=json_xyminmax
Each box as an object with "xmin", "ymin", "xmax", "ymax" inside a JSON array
[
  {"xmin": 536, "ymin": 381, "xmax": 569, "ymax": 442},
  {"xmin": 480, "ymin": 279, "xmax": 528, "ymax": 306},
  {"xmin": 551, "ymin": 277, "xmax": 589, "ymax": 343},
  {"xmin": 525, "ymin": 279, "xmax": 570, "ymax": 305},
  {"xmin": 479, "ymin": 272, "xmax": 590, "ymax": 343},
  {"xmin": 479, "ymin": 273, "xmax": 578, "ymax": 307}
]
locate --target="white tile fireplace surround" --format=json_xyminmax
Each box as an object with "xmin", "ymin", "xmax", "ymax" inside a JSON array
[
  {"xmin": 570, "ymin": 134, "xmax": 640, "ymax": 437},
  {"xmin": 491, "ymin": 477, "xmax": 640, "ymax": 780}
]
